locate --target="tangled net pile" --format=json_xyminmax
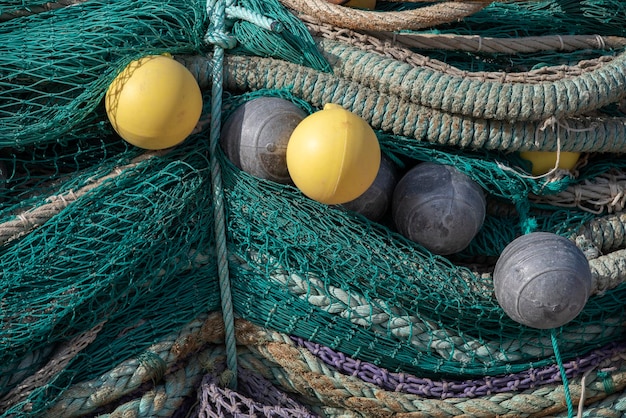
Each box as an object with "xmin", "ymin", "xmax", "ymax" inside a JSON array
[{"xmin": 2, "ymin": 0, "xmax": 626, "ymax": 417}]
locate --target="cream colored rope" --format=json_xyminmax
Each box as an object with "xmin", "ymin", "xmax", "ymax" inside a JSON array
[{"xmin": 279, "ymin": 0, "xmax": 489, "ymax": 31}]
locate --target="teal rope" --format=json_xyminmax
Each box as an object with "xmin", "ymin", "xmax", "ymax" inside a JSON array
[
  {"xmin": 315, "ymin": 38, "xmax": 626, "ymax": 123},
  {"xmin": 179, "ymin": 53, "xmax": 626, "ymax": 153},
  {"xmin": 205, "ymin": 0, "xmax": 238, "ymax": 390},
  {"xmin": 552, "ymin": 329, "xmax": 575, "ymax": 418},
  {"xmin": 226, "ymin": 4, "xmax": 283, "ymax": 32}
]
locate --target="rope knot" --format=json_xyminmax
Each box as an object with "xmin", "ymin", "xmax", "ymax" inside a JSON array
[
  {"xmin": 205, "ymin": 0, "xmax": 237, "ymax": 49},
  {"xmin": 205, "ymin": 0, "xmax": 283, "ymax": 49},
  {"xmin": 204, "ymin": 30, "xmax": 237, "ymax": 50}
]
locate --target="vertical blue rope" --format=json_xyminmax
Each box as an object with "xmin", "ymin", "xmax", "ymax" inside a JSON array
[
  {"xmin": 205, "ymin": 0, "xmax": 238, "ymax": 389},
  {"xmin": 552, "ymin": 329, "xmax": 575, "ymax": 418}
]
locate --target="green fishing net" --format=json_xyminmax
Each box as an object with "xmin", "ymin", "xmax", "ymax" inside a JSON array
[{"xmin": 1, "ymin": 0, "xmax": 626, "ymax": 416}]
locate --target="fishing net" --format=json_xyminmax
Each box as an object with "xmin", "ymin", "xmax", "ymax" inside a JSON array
[{"xmin": 2, "ymin": 0, "xmax": 626, "ymax": 417}]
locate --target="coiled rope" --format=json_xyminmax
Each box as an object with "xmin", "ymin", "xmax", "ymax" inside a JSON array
[
  {"xmin": 236, "ymin": 318, "xmax": 626, "ymax": 418},
  {"xmin": 300, "ymin": 14, "xmax": 621, "ymax": 83},
  {"xmin": 278, "ymin": 0, "xmax": 489, "ymax": 31},
  {"xmin": 232, "ymin": 251, "xmax": 623, "ymax": 369},
  {"xmin": 180, "ymin": 53, "xmax": 626, "ymax": 153},
  {"xmin": 313, "ymin": 38, "xmax": 626, "ymax": 122}
]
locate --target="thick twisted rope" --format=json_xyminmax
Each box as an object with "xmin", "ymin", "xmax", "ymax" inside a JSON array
[
  {"xmin": 179, "ymin": 53, "xmax": 626, "ymax": 153},
  {"xmin": 95, "ymin": 346, "xmax": 219, "ymax": 418},
  {"xmin": 0, "ymin": 322, "xmax": 105, "ymax": 414},
  {"xmin": 0, "ymin": 151, "xmax": 164, "ymax": 246},
  {"xmin": 45, "ymin": 314, "xmax": 626, "ymax": 417},
  {"xmin": 279, "ymin": 0, "xmax": 489, "ymax": 31},
  {"xmin": 45, "ymin": 313, "xmax": 225, "ymax": 417},
  {"xmin": 301, "ymin": 14, "xmax": 619, "ymax": 83},
  {"xmin": 233, "ymin": 251, "xmax": 622, "ymax": 368},
  {"xmin": 312, "ymin": 38, "xmax": 626, "ymax": 122},
  {"xmin": 235, "ymin": 319, "xmax": 626, "ymax": 418},
  {"xmin": 373, "ymin": 32, "xmax": 626, "ymax": 54}
]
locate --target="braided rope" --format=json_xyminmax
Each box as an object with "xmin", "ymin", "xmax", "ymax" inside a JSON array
[
  {"xmin": 96, "ymin": 346, "xmax": 219, "ymax": 418},
  {"xmin": 196, "ymin": 362, "xmax": 317, "ymax": 417},
  {"xmin": 0, "ymin": 151, "xmax": 164, "ymax": 246},
  {"xmin": 279, "ymin": 0, "xmax": 489, "ymax": 31},
  {"xmin": 291, "ymin": 337, "xmax": 626, "ymax": 399},
  {"xmin": 45, "ymin": 313, "xmax": 225, "ymax": 417},
  {"xmin": 301, "ymin": 15, "xmax": 619, "ymax": 83},
  {"xmin": 313, "ymin": 38, "xmax": 626, "ymax": 122},
  {"xmin": 41, "ymin": 314, "xmax": 626, "ymax": 417},
  {"xmin": 180, "ymin": 53, "xmax": 626, "ymax": 153},
  {"xmin": 234, "ymin": 251, "xmax": 622, "ymax": 368},
  {"xmin": 235, "ymin": 319, "xmax": 626, "ymax": 417},
  {"xmin": 204, "ymin": 0, "xmax": 238, "ymax": 390}
]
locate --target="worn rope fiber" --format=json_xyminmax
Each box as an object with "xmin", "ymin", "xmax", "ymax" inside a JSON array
[
  {"xmin": 234, "ymin": 319, "xmax": 626, "ymax": 418},
  {"xmin": 279, "ymin": 0, "xmax": 489, "ymax": 31},
  {"xmin": 312, "ymin": 38, "xmax": 626, "ymax": 122},
  {"xmin": 529, "ymin": 171, "xmax": 626, "ymax": 214},
  {"xmin": 180, "ymin": 53, "xmax": 626, "ymax": 153},
  {"xmin": 0, "ymin": 151, "xmax": 164, "ymax": 246},
  {"xmin": 232, "ymin": 251, "xmax": 623, "ymax": 368},
  {"xmin": 301, "ymin": 14, "xmax": 618, "ymax": 83},
  {"xmin": 45, "ymin": 313, "xmax": 225, "ymax": 417},
  {"xmin": 291, "ymin": 337, "xmax": 626, "ymax": 399}
]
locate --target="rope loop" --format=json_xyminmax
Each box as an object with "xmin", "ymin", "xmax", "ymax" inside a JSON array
[
  {"xmin": 205, "ymin": 0, "xmax": 237, "ymax": 49},
  {"xmin": 205, "ymin": 0, "xmax": 284, "ymax": 48}
]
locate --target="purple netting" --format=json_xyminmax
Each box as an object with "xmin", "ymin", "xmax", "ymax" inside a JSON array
[
  {"xmin": 196, "ymin": 365, "xmax": 318, "ymax": 418},
  {"xmin": 292, "ymin": 336, "xmax": 626, "ymax": 399}
]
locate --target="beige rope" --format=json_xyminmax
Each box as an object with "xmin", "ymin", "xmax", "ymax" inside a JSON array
[
  {"xmin": 235, "ymin": 319, "xmax": 626, "ymax": 418},
  {"xmin": 373, "ymin": 32, "xmax": 626, "ymax": 54},
  {"xmin": 530, "ymin": 170, "xmax": 626, "ymax": 214},
  {"xmin": 279, "ymin": 0, "xmax": 489, "ymax": 31},
  {"xmin": 301, "ymin": 15, "xmax": 618, "ymax": 83},
  {"xmin": 0, "ymin": 321, "xmax": 106, "ymax": 414},
  {"xmin": 0, "ymin": 151, "xmax": 165, "ymax": 246}
]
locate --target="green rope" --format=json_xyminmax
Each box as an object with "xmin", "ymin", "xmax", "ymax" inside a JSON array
[
  {"xmin": 598, "ymin": 370, "xmax": 617, "ymax": 395},
  {"xmin": 205, "ymin": 0, "xmax": 238, "ymax": 390},
  {"xmin": 179, "ymin": 54, "xmax": 626, "ymax": 153},
  {"xmin": 44, "ymin": 314, "xmax": 225, "ymax": 417},
  {"xmin": 314, "ymin": 38, "xmax": 626, "ymax": 122},
  {"xmin": 552, "ymin": 329, "xmax": 575, "ymax": 418}
]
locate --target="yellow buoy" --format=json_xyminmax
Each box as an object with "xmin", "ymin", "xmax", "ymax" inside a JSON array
[
  {"xmin": 286, "ymin": 103, "xmax": 381, "ymax": 205},
  {"xmin": 105, "ymin": 54, "xmax": 202, "ymax": 150},
  {"xmin": 519, "ymin": 151, "xmax": 581, "ymax": 176}
]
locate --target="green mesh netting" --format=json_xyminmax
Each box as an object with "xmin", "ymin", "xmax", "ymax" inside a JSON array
[
  {"xmin": 0, "ymin": 135, "xmax": 221, "ymax": 415},
  {"xmin": 2, "ymin": 0, "xmax": 626, "ymax": 416},
  {"xmin": 384, "ymin": 0, "xmax": 626, "ymax": 72},
  {"xmin": 216, "ymin": 89, "xmax": 626, "ymax": 379}
]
